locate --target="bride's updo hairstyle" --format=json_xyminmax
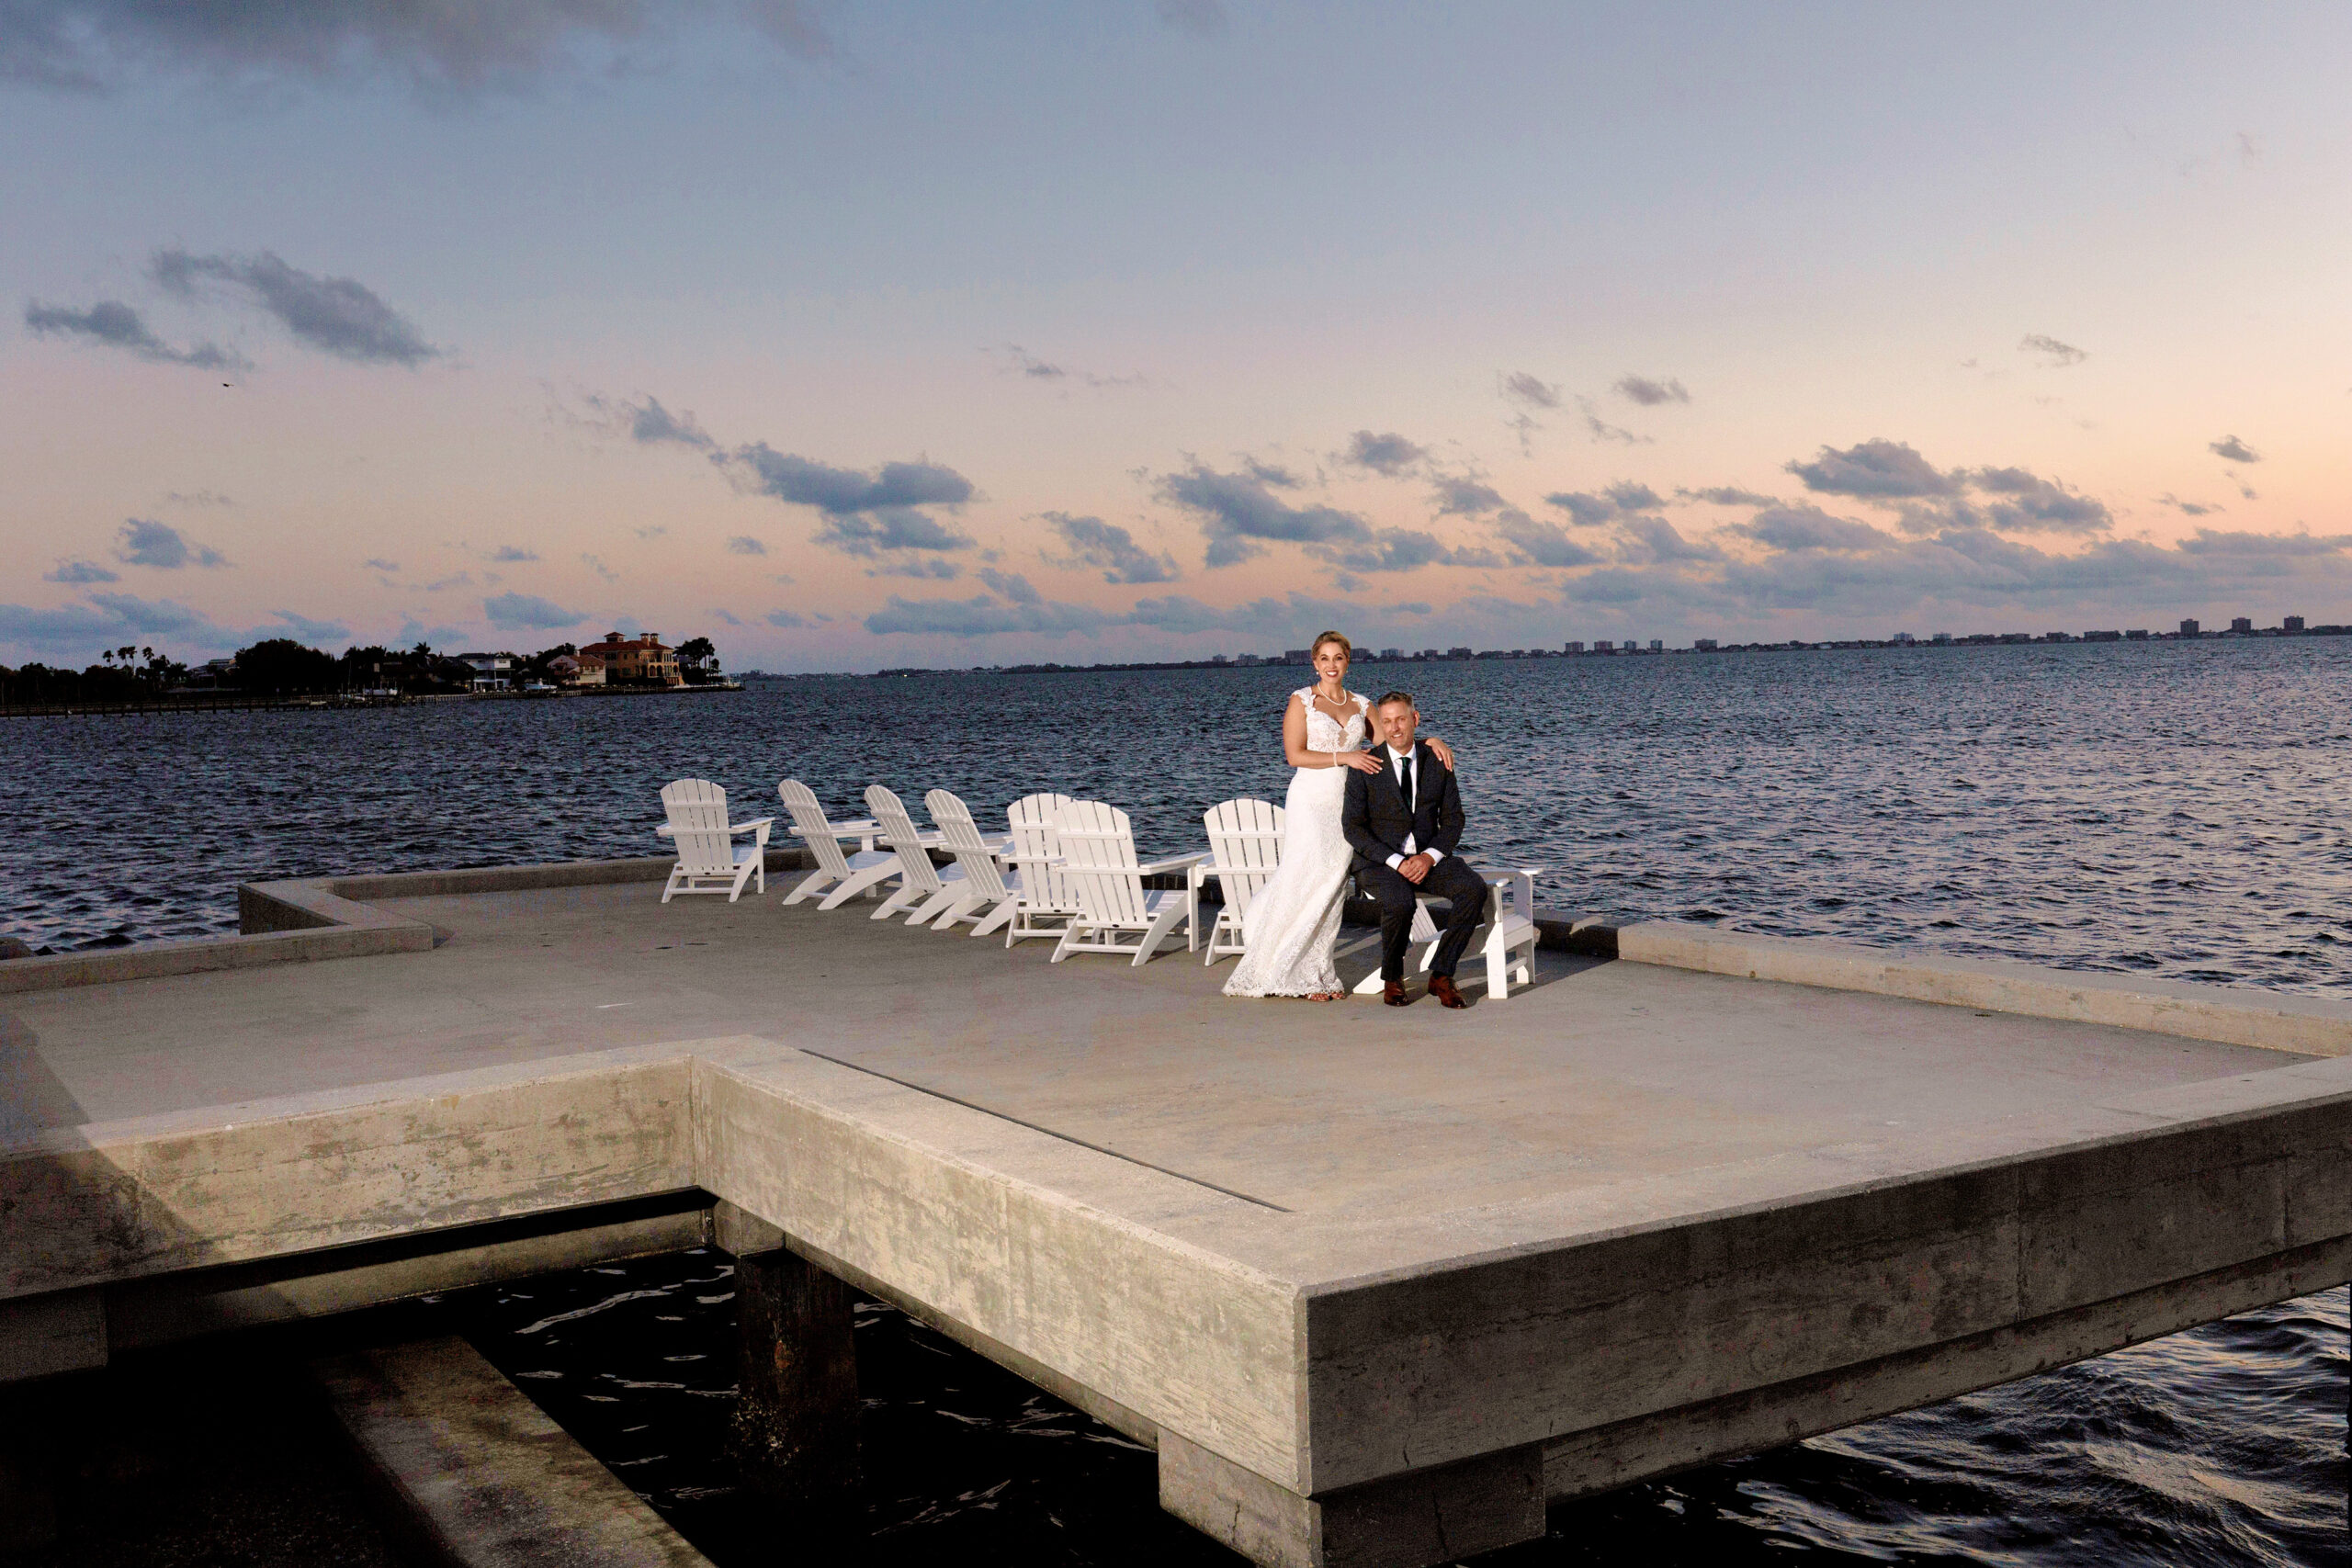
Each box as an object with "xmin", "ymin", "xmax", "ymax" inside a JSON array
[{"xmin": 1310, "ymin": 630, "xmax": 1352, "ymax": 660}]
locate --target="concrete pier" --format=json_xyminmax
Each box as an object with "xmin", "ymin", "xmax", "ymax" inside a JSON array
[
  {"xmin": 4, "ymin": 857, "xmax": 2347, "ymax": 1566},
  {"xmin": 719, "ymin": 1202, "xmax": 862, "ymax": 1509}
]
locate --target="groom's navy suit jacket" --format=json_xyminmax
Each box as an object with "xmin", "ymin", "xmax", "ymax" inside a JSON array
[{"xmin": 1341, "ymin": 741, "xmax": 1465, "ymax": 874}]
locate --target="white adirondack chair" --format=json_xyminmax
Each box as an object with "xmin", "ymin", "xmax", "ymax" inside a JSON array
[
  {"xmin": 776, "ymin": 779, "xmax": 896, "ymax": 909},
  {"xmin": 655, "ymin": 779, "xmax": 772, "ymax": 903},
  {"xmin": 1189, "ymin": 798, "xmax": 1286, "ymax": 965},
  {"xmin": 863, "ymin": 784, "xmax": 972, "ymax": 924},
  {"xmin": 922, "ymin": 789, "xmax": 1021, "ymax": 935},
  {"xmin": 1001, "ymin": 793, "xmax": 1081, "ymax": 946},
  {"xmin": 1047, "ymin": 799, "xmax": 1207, "ymax": 965},
  {"xmin": 1348, "ymin": 865, "xmax": 1546, "ymax": 1001}
]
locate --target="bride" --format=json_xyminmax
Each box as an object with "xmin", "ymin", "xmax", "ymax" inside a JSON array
[{"xmin": 1222, "ymin": 631, "xmax": 1455, "ymax": 1000}]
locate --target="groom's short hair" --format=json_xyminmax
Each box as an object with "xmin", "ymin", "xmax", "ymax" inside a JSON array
[{"xmin": 1375, "ymin": 690, "xmax": 1415, "ymax": 711}]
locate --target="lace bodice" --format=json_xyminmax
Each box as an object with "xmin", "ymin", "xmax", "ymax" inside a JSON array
[{"xmin": 1300, "ymin": 687, "xmax": 1368, "ymax": 752}]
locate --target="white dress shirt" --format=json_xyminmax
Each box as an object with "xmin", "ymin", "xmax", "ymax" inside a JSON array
[{"xmin": 1383, "ymin": 743, "xmax": 1445, "ymax": 871}]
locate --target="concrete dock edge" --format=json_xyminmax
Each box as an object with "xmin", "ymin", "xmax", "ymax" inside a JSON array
[{"xmin": 1618, "ymin": 922, "xmax": 2352, "ymax": 1055}]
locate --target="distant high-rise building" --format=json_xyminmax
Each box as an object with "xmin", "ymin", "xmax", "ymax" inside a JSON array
[
  {"xmin": 1931, "ymin": 633, "xmax": 1953, "ymax": 646},
  {"xmin": 2229, "ymin": 616, "xmax": 2253, "ymax": 634},
  {"xmin": 2179, "ymin": 618, "xmax": 2200, "ymax": 636},
  {"xmin": 2125, "ymin": 630, "xmax": 2149, "ymax": 640},
  {"xmin": 1891, "ymin": 632, "xmax": 1915, "ymax": 645},
  {"xmin": 1648, "ymin": 639, "xmax": 1663, "ymax": 651},
  {"xmin": 1446, "ymin": 646, "xmax": 1473, "ymax": 660},
  {"xmin": 1285, "ymin": 649, "xmax": 1312, "ymax": 664},
  {"xmin": 1380, "ymin": 647, "xmax": 1404, "ymax": 660},
  {"xmin": 1594, "ymin": 639, "xmax": 1615, "ymax": 653},
  {"xmin": 2285, "ymin": 616, "xmax": 2306, "ymax": 633},
  {"xmin": 1564, "ymin": 639, "xmax": 1585, "ymax": 653},
  {"xmin": 1693, "ymin": 637, "xmax": 1718, "ymax": 651}
]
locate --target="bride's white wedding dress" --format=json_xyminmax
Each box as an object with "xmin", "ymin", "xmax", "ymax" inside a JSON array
[{"xmin": 1221, "ymin": 688, "xmax": 1368, "ymax": 998}]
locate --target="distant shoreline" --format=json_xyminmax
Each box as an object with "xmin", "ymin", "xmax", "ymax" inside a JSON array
[
  {"xmin": 743, "ymin": 626, "xmax": 2351, "ymax": 681},
  {"xmin": 0, "ymin": 682, "xmax": 743, "ymax": 720}
]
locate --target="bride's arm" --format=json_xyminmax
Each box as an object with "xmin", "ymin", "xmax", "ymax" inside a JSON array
[
  {"xmin": 1284, "ymin": 694, "xmax": 1383, "ymax": 772},
  {"xmin": 1424, "ymin": 735, "xmax": 1456, "ymax": 771}
]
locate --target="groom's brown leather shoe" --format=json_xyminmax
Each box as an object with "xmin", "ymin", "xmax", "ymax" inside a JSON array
[
  {"xmin": 1382, "ymin": 980, "xmax": 1410, "ymax": 1007},
  {"xmin": 1429, "ymin": 975, "xmax": 1467, "ymax": 1010}
]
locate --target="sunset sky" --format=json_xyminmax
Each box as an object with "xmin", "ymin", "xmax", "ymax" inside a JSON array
[{"xmin": 6, "ymin": 3, "xmax": 2349, "ymax": 670}]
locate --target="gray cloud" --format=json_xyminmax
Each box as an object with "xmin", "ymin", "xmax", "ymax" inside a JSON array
[
  {"xmin": 490, "ymin": 545, "xmax": 539, "ymax": 562},
  {"xmin": 1492, "ymin": 513, "xmax": 1603, "ymax": 568},
  {"xmin": 2155, "ymin": 493, "xmax": 2221, "ymax": 517},
  {"xmin": 1044, "ymin": 512, "xmax": 1179, "ymax": 584},
  {"xmin": 1605, "ymin": 480, "xmax": 1665, "ymax": 511},
  {"xmin": 579, "ymin": 551, "xmax": 618, "ymax": 582},
  {"xmin": 362, "ymin": 557, "xmax": 400, "ymax": 572},
  {"xmin": 725, "ymin": 536, "xmax": 767, "ymax": 556},
  {"xmin": 1732, "ymin": 504, "xmax": 1898, "ymax": 553},
  {"xmin": 1580, "ymin": 404, "xmax": 1651, "ymax": 446},
  {"xmin": 1499, "ymin": 371, "xmax": 1559, "ymax": 410},
  {"xmin": 1313, "ymin": 529, "xmax": 1504, "ymax": 575},
  {"xmin": 1787, "ymin": 438, "xmax": 1960, "ymax": 500},
  {"xmin": 1613, "ymin": 515, "xmax": 1723, "ymax": 565},
  {"xmin": 727, "ymin": 444, "xmax": 972, "ymax": 517},
  {"xmin": 709, "ymin": 608, "xmax": 743, "ymax": 626},
  {"xmin": 151, "ymin": 248, "xmax": 437, "ymax": 366},
  {"xmin": 484, "ymin": 592, "xmax": 586, "ymax": 631},
  {"xmin": 765, "ymin": 607, "xmax": 827, "ymax": 628},
  {"xmin": 43, "ymin": 559, "xmax": 119, "ymax": 584},
  {"xmin": 1613, "ymin": 374, "xmax": 1690, "ymax": 406},
  {"xmin": 1157, "ymin": 462, "xmax": 1369, "ymax": 568},
  {"xmin": 1678, "ymin": 485, "xmax": 1777, "ymax": 507},
  {"xmin": 2019, "ymin": 333, "xmax": 2086, "ymax": 367},
  {"xmin": 866, "ymin": 558, "xmax": 962, "ymax": 580},
  {"xmin": 23, "ymin": 299, "xmax": 244, "ymax": 369},
  {"xmin": 4, "ymin": 0, "xmax": 830, "ymax": 93},
  {"xmin": 1340, "ymin": 431, "xmax": 1427, "ymax": 476},
  {"xmin": 1968, "ymin": 468, "xmax": 2112, "ymax": 534},
  {"xmin": 2209, "ymin": 434, "xmax": 2262, "ymax": 464},
  {"xmin": 115, "ymin": 517, "xmax": 227, "ymax": 569},
  {"xmin": 1430, "ymin": 476, "xmax": 1507, "ymax": 516},
  {"xmin": 0, "ymin": 592, "xmax": 343, "ymax": 655},
  {"xmin": 1544, "ymin": 484, "xmax": 1659, "ymax": 526},
  {"xmin": 624, "ymin": 396, "xmax": 716, "ymax": 449}
]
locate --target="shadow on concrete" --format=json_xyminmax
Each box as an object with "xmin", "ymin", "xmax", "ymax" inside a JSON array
[{"xmin": 0, "ymin": 1015, "xmax": 86, "ymax": 1139}]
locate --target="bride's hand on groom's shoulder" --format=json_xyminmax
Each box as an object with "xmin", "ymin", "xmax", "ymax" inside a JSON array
[
  {"xmin": 1425, "ymin": 736, "xmax": 1456, "ymax": 771},
  {"xmin": 1339, "ymin": 750, "xmax": 1385, "ymax": 773}
]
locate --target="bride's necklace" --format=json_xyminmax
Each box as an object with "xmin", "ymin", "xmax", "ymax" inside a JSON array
[{"xmin": 1312, "ymin": 682, "xmax": 1351, "ymax": 717}]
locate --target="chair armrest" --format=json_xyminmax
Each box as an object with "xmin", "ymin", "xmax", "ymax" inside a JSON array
[
  {"xmin": 1139, "ymin": 852, "xmax": 1211, "ymax": 875},
  {"xmin": 1001, "ymin": 853, "xmax": 1065, "ymax": 866},
  {"xmin": 731, "ymin": 818, "xmax": 776, "ymax": 833},
  {"xmin": 654, "ymin": 823, "xmax": 674, "ymax": 838}
]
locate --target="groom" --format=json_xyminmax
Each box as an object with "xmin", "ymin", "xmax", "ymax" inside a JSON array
[{"xmin": 1342, "ymin": 692, "xmax": 1491, "ymax": 1009}]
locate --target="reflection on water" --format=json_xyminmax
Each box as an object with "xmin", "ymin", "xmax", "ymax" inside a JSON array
[{"xmin": 430, "ymin": 1252, "xmax": 2347, "ymax": 1567}]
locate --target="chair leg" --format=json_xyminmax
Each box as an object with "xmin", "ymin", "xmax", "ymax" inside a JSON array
[
  {"xmin": 970, "ymin": 898, "xmax": 1015, "ymax": 938},
  {"xmin": 870, "ymin": 884, "xmax": 920, "ymax": 920},
  {"xmin": 908, "ymin": 887, "xmax": 961, "ymax": 925},
  {"xmin": 1135, "ymin": 904, "xmax": 1187, "ymax": 966},
  {"xmin": 816, "ymin": 861, "xmax": 897, "ymax": 911},
  {"xmin": 662, "ymin": 869, "xmax": 681, "ymax": 904},
  {"xmin": 782, "ymin": 869, "xmax": 834, "ymax": 907},
  {"xmin": 1049, "ymin": 923, "xmax": 1081, "ymax": 963}
]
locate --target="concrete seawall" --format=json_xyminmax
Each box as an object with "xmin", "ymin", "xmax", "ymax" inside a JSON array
[{"xmin": 3, "ymin": 855, "xmax": 2346, "ymax": 1567}]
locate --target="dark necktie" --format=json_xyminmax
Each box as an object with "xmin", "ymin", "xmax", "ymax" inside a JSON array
[{"xmin": 1397, "ymin": 752, "xmax": 1414, "ymax": 818}]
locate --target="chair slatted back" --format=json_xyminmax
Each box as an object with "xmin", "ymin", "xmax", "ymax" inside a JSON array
[
  {"xmin": 865, "ymin": 784, "xmax": 944, "ymax": 896},
  {"xmin": 1006, "ymin": 793, "xmax": 1080, "ymax": 911},
  {"xmin": 1202, "ymin": 798, "xmax": 1285, "ymax": 923},
  {"xmin": 662, "ymin": 779, "xmax": 738, "ymax": 875},
  {"xmin": 777, "ymin": 778, "xmax": 853, "ymax": 879},
  {"xmin": 1053, "ymin": 799, "xmax": 1149, "ymax": 928},
  {"xmin": 924, "ymin": 789, "xmax": 1010, "ymax": 902}
]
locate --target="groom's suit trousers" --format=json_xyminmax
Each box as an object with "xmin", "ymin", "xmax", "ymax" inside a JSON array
[{"xmin": 1359, "ymin": 854, "xmax": 1491, "ymax": 982}]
